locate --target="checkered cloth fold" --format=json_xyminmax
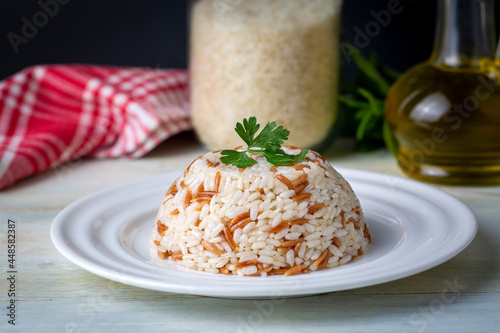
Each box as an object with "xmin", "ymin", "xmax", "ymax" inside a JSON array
[{"xmin": 0, "ymin": 65, "xmax": 191, "ymax": 190}]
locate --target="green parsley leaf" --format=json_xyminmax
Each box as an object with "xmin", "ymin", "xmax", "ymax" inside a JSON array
[
  {"xmin": 251, "ymin": 121, "xmax": 289, "ymax": 150},
  {"xmin": 260, "ymin": 148, "xmax": 309, "ymax": 166},
  {"xmin": 220, "ymin": 149, "xmax": 256, "ymax": 168},
  {"xmin": 235, "ymin": 117, "xmax": 260, "ymax": 147},
  {"xmin": 220, "ymin": 117, "xmax": 309, "ymax": 168}
]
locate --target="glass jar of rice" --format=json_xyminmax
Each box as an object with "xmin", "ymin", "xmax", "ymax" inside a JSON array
[{"xmin": 189, "ymin": 0, "xmax": 343, "ymax": 150}]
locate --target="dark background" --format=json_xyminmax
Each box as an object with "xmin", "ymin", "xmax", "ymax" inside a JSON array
[{"xmin": 0, "ymin": 0, "xmax": 499, "ymax": 81}]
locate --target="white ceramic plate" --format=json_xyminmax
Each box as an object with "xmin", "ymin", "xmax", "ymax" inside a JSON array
[{"xmin": 51, "ymin": 168, "xmax": 477, "ymax": 298}]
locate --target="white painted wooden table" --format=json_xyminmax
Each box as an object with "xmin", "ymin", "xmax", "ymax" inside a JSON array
[{"xmin": 1, "ymin": 132, "xmax": 499, "ymax": 333}]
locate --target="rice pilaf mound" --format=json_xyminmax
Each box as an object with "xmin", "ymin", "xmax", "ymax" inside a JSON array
[{"xmin": 151, "ymin": 147, "xmax": 370, "ymax": 277}]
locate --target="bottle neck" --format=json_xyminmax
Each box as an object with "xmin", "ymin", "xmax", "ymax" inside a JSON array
[{"xmin": 430, "ymin": 0, "xmax": 497, "ymax": 68}]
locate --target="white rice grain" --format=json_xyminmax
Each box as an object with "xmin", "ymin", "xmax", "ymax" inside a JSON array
[{"xmin": 151, "ymin": 148, "xmax": 370, "ymax": 276}]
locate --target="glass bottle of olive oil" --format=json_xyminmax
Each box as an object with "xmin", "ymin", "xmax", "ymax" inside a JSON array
[{"xmin": 385, "ymin": 0, "xmax": 500, "ymax": 185}]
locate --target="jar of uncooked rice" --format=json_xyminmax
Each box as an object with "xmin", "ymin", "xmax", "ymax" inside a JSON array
[{"xmin": 189, "ymin": 0, "xmax": 343, "ymax": 149}]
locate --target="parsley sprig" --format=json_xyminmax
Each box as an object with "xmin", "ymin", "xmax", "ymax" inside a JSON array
[{"xmin": 220, "ymin": 117, "xmax": 309, "ymax": 168}]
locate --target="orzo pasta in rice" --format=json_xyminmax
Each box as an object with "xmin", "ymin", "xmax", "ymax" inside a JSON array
[{"xmin": 151, "ymin": 147, "xmax": 370, "ymax": 277}]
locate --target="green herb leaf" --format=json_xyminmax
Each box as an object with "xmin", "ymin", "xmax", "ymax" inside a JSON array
[
  {"xmin": 220, "ymin": 117, "xmax": 309, "ymax": 168},
  {"xmin": 377, "ymin": 62, "xmax": 401, "ymax": 82},
  {"xmin": 260, "ymin": 147, "xmax": 309, "ymax": 166},
  {"xmin": 357, "ymin": 88, "xmax": 383, "ymax": 117},
  {"xmin": 339, "ymin": 43, "xmax": 400, "ymax": 153},
  {"xmin": 251, "ymin": 121, "xmax": 289, "ymax": 150},
  {"xmin": 338, "ymin": 95, "xmax": 370, "ymax": 109},
  {"xmin": 235, "ymin": 117, "xmax": 260, "ymax": 147},
  {"xmin": 356, "ymin": 111, "xmax": 373, "ymax": 141},
  {"xmin": 345, "ymin": 44, "xmax": 390, "ymax": 96},
  {"xmin": 220, "ymin": 149, "xmax": 256, "ymax": 168},
  {"xmin": 382, "ymin": 121, "xmax": 399, "ymax": 157}
]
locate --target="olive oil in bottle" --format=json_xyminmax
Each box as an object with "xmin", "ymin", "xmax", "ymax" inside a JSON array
[{"xmin": 385, "ymin": 0, "xmax": 500, "ymax": 185}]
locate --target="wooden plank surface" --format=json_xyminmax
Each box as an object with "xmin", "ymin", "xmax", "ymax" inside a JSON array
[
  {"xmin": 1, "ymin": 135, "xmax": 499, "ymax": 332},
  {"xmin": 8, "ymin": 294, "xmax": 500, "ymax": 333}
]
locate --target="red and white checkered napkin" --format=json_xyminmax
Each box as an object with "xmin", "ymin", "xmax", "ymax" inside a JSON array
[{"xmin": 0, "ymin": 65, "xmax": 191, "ymax": 190}]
